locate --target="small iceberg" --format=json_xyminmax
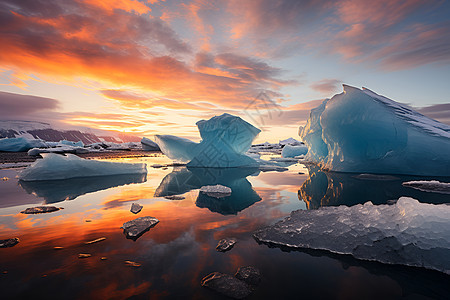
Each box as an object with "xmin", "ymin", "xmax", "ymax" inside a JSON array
[
  {"xmin": 155, "ymin": 113, "xmax": 261, "ymax": 167},
  {"xmin": 254, "ymin": 197, "xmax": 450, "ymax": 274},
  {"xmin": 18, "ymin": 153, "xmax": 147, "ymax": 181},
  {"xmin": 300, "ymin": 85, "xmax": 450, "ymax": 176},
  {"xmin": 281, "ymin": 144, "xmax": 308, "ymax": 158}
]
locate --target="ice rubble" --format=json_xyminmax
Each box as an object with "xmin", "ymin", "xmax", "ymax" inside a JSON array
[
  {"xmin": 0, "ymin": 137, "xmax": 47, "ymax": 152},
  {"xmin": 141, "ymin": 137, "xmax": 160, "ymax": 151},
  {"xmin": 155, "ymin": 113, "xmax": 261, "ymax": 167},
  {"xmin": 402, "ymin": 180, "xmax": 450, "ymax": 194},
  {"xmin": 18, "ymin": 153, "xmax": 147, "ymax": 181},
  {"xmin": 254, "ymin": 197, "xmax": 450, "ymax": 274},
  {"xmin": 300, "ymin": 85, "xmax": 450, "ymax": 176},
  {"xmin": 281, "ymin": 144, "xmax": 308, "ymax": 158}
]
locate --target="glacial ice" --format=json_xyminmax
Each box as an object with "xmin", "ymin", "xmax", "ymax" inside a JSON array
[
  {"xmin": 141, "ymin": 137, "xmax": 160, "ymax": 151},
  {"xmin": 254, "ymin": 197, "xmax": 450, "ymax": 274},
  {"xmin": 281, "ymin": 144, "xmax": 308, "ymax": 158},
  {"xmin": 0, "ymin": 137, "xmax": 47, "ymax": 152},
  {"xmin": 300, "ymin": 85, "xmax": 450, "ymax": 176},
  {"xmin": 18, "ymin": 153, "xmax": 147, "ymax": 181},
  {"xmin": 59, "ymin": 140, "xmax": 84, "ymax": 147},
  {"xmin": 156, "ymin": 113, "xmax": 261, "ymax": 167}
]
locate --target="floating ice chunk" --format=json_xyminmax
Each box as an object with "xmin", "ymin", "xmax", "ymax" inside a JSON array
[
  {"xmin": 402, "ymin": 180, "xmax": 450, "ymax": 194},
  {"xmin": 122, "ymin": 216, "xmax": 159, "ymax": 241},
  {"xmin": 216, "ymin": 238, "xmax": 237, "ymax": 252},
  {"xmin": 28, "ymin": 146, "xmax": 88, "ymax": 156},
  {"xmin": 0, "ymin": 238, "xmax": 20, "ymax": 248},
  {"xmin": 130, "ymin": 203, "xmax": 143, "ymax": 214},
  {"xmin": 0, "ymin": 137, "xmax": 47, "ymax": 152},
  {"xmin": 59, "ymin": 140, "xmax": 84, "ymax": 147},
  {"xmin": 201, "ymin": 272, "xmax": 253, "ymax": 299},
  {"xmin": 300, "ymin": 85, "xmax": 450, "ymax": 176},
  {"xmin": 19, "ymin": 153, "xmax": 147, "ymax": 181},
  {"xmin": 141, "ymin": 137, "xmax": 160, "ymax": 151},
  {"xmin": 200, "ymin": 184, "xmax": 232, "ymax": 198},
  {"xmin": 20, "ymin": 206, "xmax": 62, "ymax": 214},
  {"xmin": 156, "ymin": 114, "xmax": 261, "ymax": 167},
  {"xmin": 281, "ymin": 144, "xmax": 308, "ymax": 158},
  {"xmin": 254, "ymin": 197, "xmax": 450, "ymax": 274}
]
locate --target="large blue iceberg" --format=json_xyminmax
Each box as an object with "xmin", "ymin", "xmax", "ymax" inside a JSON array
[
  {"xmin": 155, "ymin": 113, "xmax": 261, "ymax": 168},
  {"xmin": 300, "ymin": 85, "xmax": 450, "ymax": 176}
]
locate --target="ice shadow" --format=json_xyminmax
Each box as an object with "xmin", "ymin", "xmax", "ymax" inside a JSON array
[
  {"xmin": 299, "ymin": 165, "xmax": 450, "ymax": 209},
  {"xmin": 155, "ymin": 166, "xmax": 261, "ymax": 215},
  {"xmin": 19, "ymin": 173, "xmax": 147, "ymax": 203}
]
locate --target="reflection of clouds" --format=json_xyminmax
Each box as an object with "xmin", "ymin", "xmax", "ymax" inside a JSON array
[
  {"xmin": 257, "ymin": 171, "xmax": 307, "ymax": 193},
  {"xmin": 102, "ymin": 185, "xmax": 156, "ymax": 210}
]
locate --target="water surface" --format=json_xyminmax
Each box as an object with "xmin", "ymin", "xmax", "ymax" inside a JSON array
[{"xmin": 1, "ymin": 154, "xmax": 449, "ymax": 299}]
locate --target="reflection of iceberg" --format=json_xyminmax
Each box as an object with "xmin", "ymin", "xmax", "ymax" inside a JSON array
[
  {"xmin": 19, "ymin": 173, "xmax": 147, "ymax": 203},
  {"xmin": 155, "ymin": 167, "xmax": 261, "ymax": 215},
  {"xmin": 19, "ymin": 153, "xmax": 147, "ymax": 181},
  {"xmin": 299, "ymin": 166, "xmax": 450, "ymax": 209},
  {"xmin": 155, "ymin": 113, "xmax": 261, "ymax": 167},
  {"xmin": 300, "ymin": 85, "xmax": 450, "ymax": 176},
  {"xmin": 254, "ymin": 197, "xmax": 450, "ymax": 274}
]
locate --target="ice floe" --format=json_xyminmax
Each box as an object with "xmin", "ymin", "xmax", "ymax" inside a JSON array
[{"xmin": 254, "ymin": 197, "xmax": 450, "ymax": 274}]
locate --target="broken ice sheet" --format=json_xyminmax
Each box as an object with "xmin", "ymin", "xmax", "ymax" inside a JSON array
[
  {"xmin": 254, "ymin": 197, "xmax": 450, "ymax": 274},
  {"xmin": 402, "ymin": 180, "xmax": 450, "ymax": 194}
]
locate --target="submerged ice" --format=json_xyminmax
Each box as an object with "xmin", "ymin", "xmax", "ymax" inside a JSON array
[
  {"xmin": 19, "ymin": 153, "xmax": 147, "ymax": 181},
  {"xmin": 300, "ymin": 85, "xmax": 450, "ymax": 176},
  {"xmin": 155, "ymin": 113, "xmax": 261, "ymax": 167},
  {"xmin": 254, "ymin": 197, "xmax": 450, "ymax": 274}
]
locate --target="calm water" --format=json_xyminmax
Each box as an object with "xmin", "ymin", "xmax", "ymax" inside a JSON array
[{"xmin": 1, "ymin": 154, "xmax": 449, "ymax": 299}]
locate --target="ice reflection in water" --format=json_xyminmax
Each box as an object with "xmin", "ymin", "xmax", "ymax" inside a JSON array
[
  {"xmin": 19, "ymin": 173, "xmax": 147, "ymax": 203},
  {"xmin": 1, "ymin": 157, "xmax": 449, "ymax": 299},
  {"xmin": 155, "ymin": 167, "xmax": 261, "ymax": 215},
  {"xmin": 298, "ymin": 165, "xmax": 450, "ymax": 209}
]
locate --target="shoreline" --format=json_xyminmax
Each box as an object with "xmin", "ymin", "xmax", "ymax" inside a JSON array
[{"xmin": 0, "ymin": 150, "xmax": 162, "ymax": 164}]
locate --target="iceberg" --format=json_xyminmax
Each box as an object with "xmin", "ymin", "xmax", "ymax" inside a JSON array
[
  {"xmin": 141, "ymin": 137, "xmax": 160, "ymax": 151},
  {"xmin": 18, "ymin": 153, "xmax": 147, "ymax": 181},
  {"xmin": 300, "ymin": 85, "xmax": 450, "ymax": 176},
  {"xmin": 254, "ymin": 197, "xmax": 450, "ymax": 274},
  {"xmin": 281, "ymin": 144, "xmax": 308, "ymax": 158},
  {"xmin": 0, "ymin": 137, "xmax": 47, "ymax": 152},
  {"xmin": 156, "ymin": 113, "xmax": 261, "ymax": 167},
  {"xmin": 59, "ymin": 140, "xmax": 84, "ymax": 147}
]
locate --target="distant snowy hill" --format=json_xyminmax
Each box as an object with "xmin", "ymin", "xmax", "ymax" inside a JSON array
[{"xmin": 0, "ymin": 120, "xmax": 140, "ymax": 144}]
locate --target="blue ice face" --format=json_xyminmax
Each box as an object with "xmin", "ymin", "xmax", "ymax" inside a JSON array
[
  {"xmin": 300, "ymin": 85, "xmax": 450, "ymax": 176},
  {"xmin": 156, "ymin": 113, "xmax": 261, "ymax": 168}
]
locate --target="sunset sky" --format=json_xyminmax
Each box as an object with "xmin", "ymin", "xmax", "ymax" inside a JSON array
[{"xmin": 0, "ymin": 0, "xmax": 449, "ymax": 142}]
